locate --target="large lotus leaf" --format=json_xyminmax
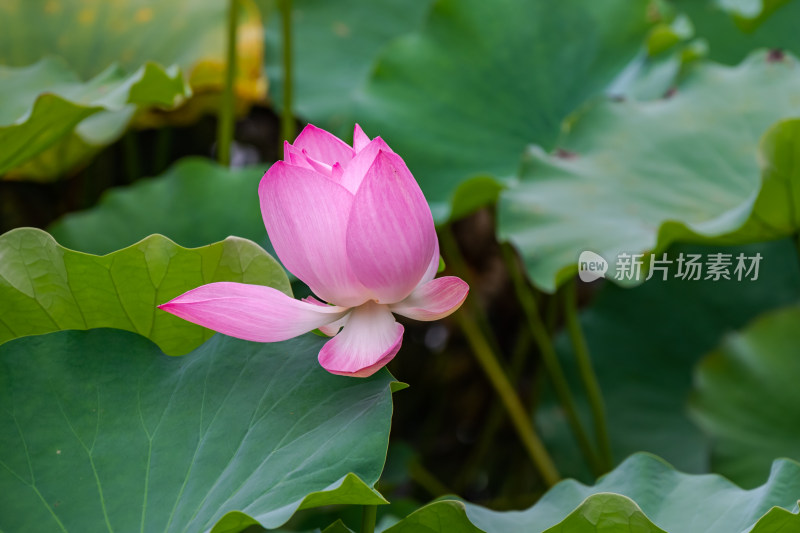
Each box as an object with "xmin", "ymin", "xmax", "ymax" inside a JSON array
[
  {"xmin": 382, "ymin": 453, "xmax": 800, "ymax": 533},
  {"xmin": 0, "ymin": 57, "xmax": 189, "ymax": 180},
  {"xmin": 263, "ymin": 0, "xmax": 433, "ymax": 135},
  {"xmin": 690, "ymin": 307, "xmax": 800, "ymax": 487},
  {"xmin": 539, "ymin": 240, "xmax": 800, "ymax": 481},
  {"xmin": 672, "ymin": 0, "xmax": 800, "ymax": 65},
  {"xmin": 680, "ymin": 117, "xmax": 800, "ymax": 244},
  {"xmin": 0, "ymin": 0, "xmax": 265, "ymax": 105},
  {"xmin": 48, "ymin": 158, "xmax": 267, "ymax": 255},
  {"xmin": 0, "ymin": 227, "xmax": 290, "ymax": 355},
  {"xmin": 0, "ymin": 329, "xmax": 393, "ymax": 532},
  {"xmin": 276, "ymin": 0, "xmax": 653, "ymax": 221},
  {"xmin": 498, "ymin": 51, "xmax": 800, "ymax": 292}
]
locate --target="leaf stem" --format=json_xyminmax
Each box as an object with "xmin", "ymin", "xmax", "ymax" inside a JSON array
[
  {"xmin": 456, "ymin": 326, "xmax": 532, "ymax": 491},
  {"xmin": 454, "ymin": 308, "xmax": 560, "ymax": 487},
  {"xmin": 500, "ymin": 243, "xmax": 602, "ymax": 475},
  {"xmin": 440, "ymin": 228, "xmax": 560, "ymax": 486},
  {"xmin": 279, "ymin": 0, "xmax": 296, "ymax": 146},
  {"xmin": 217, "ymin": 0, "xmax": 239, "ymax": 167},
  {"xmin": 563, "ymin": 278, "xmax": 613, "ymax": 472},
  {"xmin": 361, "ymin": 505, "xmax": 377, "ymax": 533}
]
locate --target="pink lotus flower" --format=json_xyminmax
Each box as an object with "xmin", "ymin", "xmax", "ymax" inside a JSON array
[{"xmin": 159, "ymin": 124, "xmax": 469, "ymax": 377}]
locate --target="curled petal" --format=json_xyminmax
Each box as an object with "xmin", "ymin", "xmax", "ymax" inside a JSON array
[
  {"xmin": 339, "ymin": 136, "xmax": 393, "ymax": 194},
  {"xmin": 352, "ymin": 123, "xmax": 371, "ymax": 152},
  {"xmin": 301, "ymin": 149, "xmax": 334, "ymax": 177},
  {"xmin": 318, "ymin": 302, "xmax": 403, "ymax": 377},
  {"xmin": 293, "ymin": 124, "xmax": 354, "ymax": 166},
  {"xmin": 302, "ymin": 295, "xmax": 349, "ymax": 336},
  {"xmin": 346, "ymin": 150, "xmax": 437, "ymax": 304},
  {"xmin": 319, "ymin": 314, "xmax": 348, "ymax": 337},
  {"xmin": 260, "ymin": 162, "xmax": 369, "ymax": 307},
  {"xmin": 390, "ymin": 276, "xmax": 469, "ymax": 321},
  {"xmin": 283, "ymin": 141, "xmax": 313, "ymax": 170},
  {"xmin": 158, "ymin": 282, "xmax": 348, "ymax": 342},
  {"xmin": 419, "ymin": 236, "xmax": 441, "ymax": 287}
]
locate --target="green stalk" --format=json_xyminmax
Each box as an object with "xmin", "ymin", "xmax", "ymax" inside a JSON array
[
  {"xmin": 440, "ymin": 228, "xmax": 559, "ymax": 486},
  {"xmin": 454, "ymin": 308, "xmax": 560, "ymax": 487},
  {"xmin": 279, "ymin": 0, "xmax": 296, "ymax": 146},
  {"xmin": 500, "ymin": 244, "xmax": 602, "ymax": 475},
  {"xmin": 456, "ymin": 326, "xmax": 532, "ymax": 491},
  {"xmin": 564, "ymin": 279, "xmax": 613, "ymax": 472},
  {"xmin": 360, "ymin": 505, "xmax": 377, "ymax": 533},
  {"xmin": 216, "ymin": 0, "xmax": 239, "ymax": 167}
]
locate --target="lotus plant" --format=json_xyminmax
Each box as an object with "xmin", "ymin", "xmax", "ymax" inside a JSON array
[{"xmin": 159, "ymin": 124, "xmax": 469, "ymax": 377}]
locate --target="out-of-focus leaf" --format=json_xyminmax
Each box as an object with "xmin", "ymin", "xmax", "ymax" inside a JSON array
[
  {"xmin": 264, "ymin": 0, "xmax": 433, "ymax": 135},
  {"xmin": 356, "ymin": 0, "xmax": 654, "ymax": 221},
  {"xmin": 690, "ymin": 306, "xmax": 800, "ymax": 487},
  {"xmin": 0, "ymin": 227, "xmax": 290, "ymax": 355},
  {"xmin": 0, "ymin": 329, "xmax": 393, "ymax": 532},
  {"xmin": 498, "ymin": 52, "xmax": 800, "ymax": 292},
  {"xmin": 543, "ymin": 240, "xmax": 800, "ymax": 480},
  {"xmin": 672, "ymin": 0, "xmax": 800, "ymax": 64},
  {"xmin": 0, "ymin": 57, "xmax": 189, "ymax": 180},
  {"xmin": 706, "ymin": 118, "xmax": 800, "ymax": 242},
  {"xmin": 609, "ymin": 14, "xmax": 705, "ymax": 102},
  {"xmin": 49, "ymin": 157, "xmax": 267, "ymax": 254},
  {"xmin": 714, "ymin": 0, "xmax": 766, "ymax": 18},
  {"xmin": 0, "ymin": 0, "xmax": 265, "ymax": 108},
  {"xmin": 383, "ymin": 454, "xmax": 800, "ymax": 533}
]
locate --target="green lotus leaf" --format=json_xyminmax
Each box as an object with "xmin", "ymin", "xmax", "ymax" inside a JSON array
[
  {"xmin": 0, "ymin": 227, "xmax": 290, "ymax": 355},
  {"xmin": 672, "ymin": 0, "xmax": 800, "ymax": 64},
  {"xmin": 48, "ymin": 158, "xmax": 268, "ymax": 254},
  {"xmin": 0, "ymin": 57, "xmax": 189, "ymax": 180},
  {"xmin": 264, "ymin": 0, "xmax": 433, "ymax": 135},
  {"xmin": 383, "ymin": 453, "xmax": 800, "ymax": 533},
  {"xmin": 275, "ymin": 0, "xmax": 654, "ymax": 221},
  {"xmin": 498, "ymin": 51, "xmax": 800, "ymax": 292},
  {"xmin": 0, "ymin": 0, "xmax": 266, "ymax": 107},
  {"xmin": 714, "ymin": 0, "xmax": 768, "ymax": 18},
  {"xmin": 700, "ymin": 118, "xmax": 800, "ymax": 243},
  {"xmin": 0, "ymin": 329, "xmax": 393, "ymax": 532},
  {"xmin": 690, "ymin": 306, "xmax": 800, "ymax": 487}
]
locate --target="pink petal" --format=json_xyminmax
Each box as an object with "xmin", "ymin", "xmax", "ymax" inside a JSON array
[
  {"xmin": 260, "ymin": 162, "xmax": 369, "ymax": 307},
  {"xmin": 302, "ymin": 295, "xmax": 349, "ymax": 336},
  {"xmin": 158, "ymin": 282, "xmax": 348, "ymax": 342},
  {"xmin": 339, "ymin": 136, "xmax": 394, "ymax": 194},
  {"xmin": 301, "ymin": 149, "xmax": 334, "ymax": 177},
  {"xmin": 293, "ymin": 124, "xmax": 354, "ymax": 166},
  {"xmin": 318, "ymin": 302, "xmax": 403, "ymax": 377},
  {"xmin": 419, "ymin": 237, "xmax": 441, "ymax": 287},
  {"xmin": 390, "ymin": 276, "xmax": 469, "ymax": 321},
  {"xmin": 319, "ymin": 315, "xmax": 348, "ymax": 337},
  {"xmin": 331, "ymin": 162, "xmax": 344, "ymax": 182},
  {"xmin": 346, "ymin": 150, "xmax": 437, "ymax": 304},
  {"xmin": 283, "ymin": 141, "xmax": 313, "ymax": 169},
  {"xmin": 353, "ymin": 124, "xmax": 371, "ymax": 152}
]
